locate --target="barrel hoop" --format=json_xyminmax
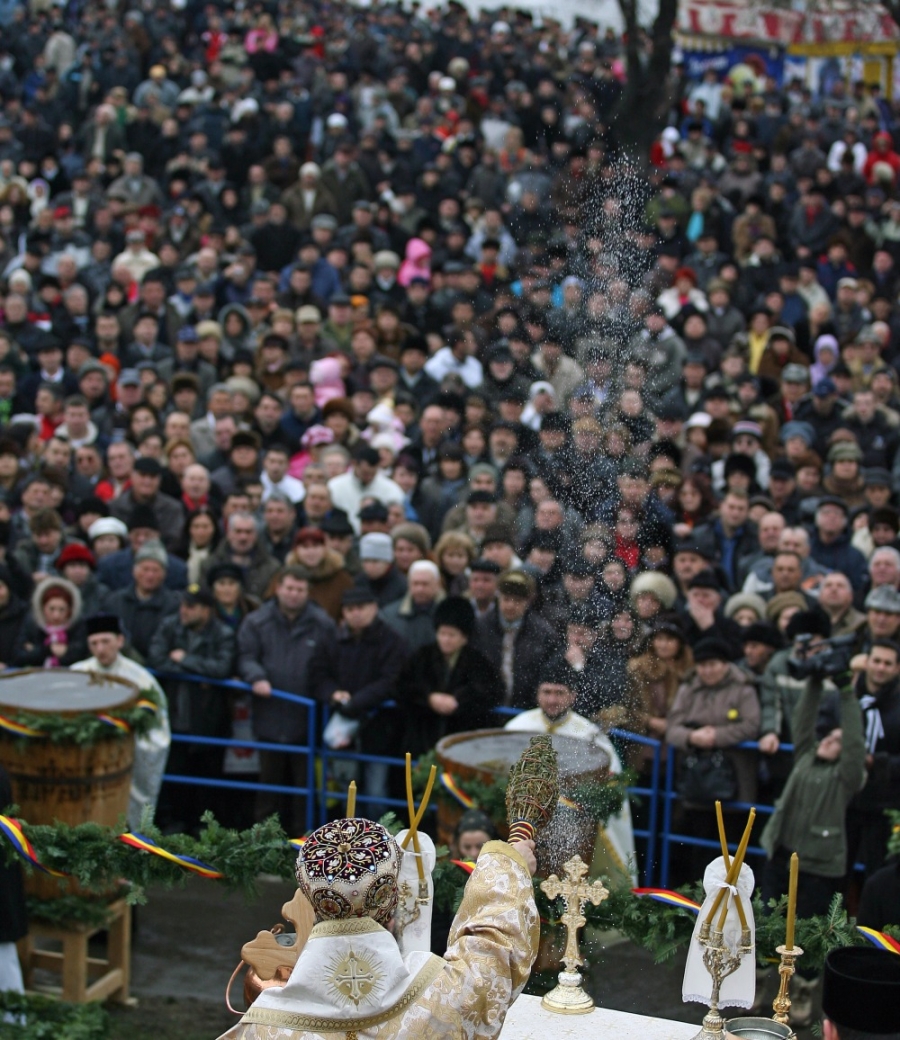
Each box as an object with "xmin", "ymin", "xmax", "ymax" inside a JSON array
[{"xmin": 6, "ymin": 766, "xmax": 133, "ymax": 788}]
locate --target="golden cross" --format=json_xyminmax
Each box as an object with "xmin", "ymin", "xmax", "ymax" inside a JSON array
[
  {"xmin": 540, "ymin": 855, "xmax": 609, "ymax": 973},
  {"xmin": 333, "ymin": 950, "xmax": 377, "ymax": 1006}
]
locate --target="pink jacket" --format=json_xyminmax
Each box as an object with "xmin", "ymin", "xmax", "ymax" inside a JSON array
[{"xmin": 397, "ymin": 238, "xmax": 432, "ymax": 287}]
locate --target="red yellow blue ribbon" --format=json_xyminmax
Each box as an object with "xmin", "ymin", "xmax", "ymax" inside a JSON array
[
  {"xmin": 0, "ymin": 814, "xmax": 68, "ymax": 876},
  {"xmin": 857, "ymin": 926, "xmax": 900, "ymax": 954},
  {"xmin": 0, "ymin": 818, "xmax": 311, "ymax": 883},
  {"xmin": 136, "ymin": 699, "xmax": 158, "ymax": 714},
  {"xmin": 97, "ymin": 714, "xmax": 131, "ymax": 734},
  {"xmin": 117, "ymin": 832, "xmax": 223, "ymax": 879},
  {"xmin": 632, "ymin": 887, "xmax": 702, "ymax": 912},
  {"xmin": 0, "ymin": 714, "xmax": 45, "ymax": 738},
  {"xmin": 451, "ymin": 859, "xmax": 475, "ymax": 874},
  {"xmin": 440, "ymin": 771, "xmax": 475, "ymax": 809},
  {"xmin": 557, "ymin": 796, "xmax": 581, "ymax": 811}
]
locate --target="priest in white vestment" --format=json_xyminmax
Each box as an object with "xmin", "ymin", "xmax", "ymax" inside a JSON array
[
  {"xmin": 71, "ymin": 614, "xmax": 171, "ymax": 828},
  {"xmin": 504, "ymin": 655, "xmax": 637, "ymax": 884},
  {"xmin": 217, "ymin": 817, "xmax": 539, "ymax": 1039}
]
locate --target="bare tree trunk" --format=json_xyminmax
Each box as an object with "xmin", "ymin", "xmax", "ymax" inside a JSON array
[{"xmin": 612, "ymin": 0, "xmax": 680, "ymax": 165}]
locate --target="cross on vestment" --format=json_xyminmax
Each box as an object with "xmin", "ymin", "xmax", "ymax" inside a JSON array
[
  {"xmin": 334, "ymin": 950, "xmax": 378, "ymax": 1005},
  {"xmin": 540, "ymin": 855, "xmax": 609, "ymax": 972}
]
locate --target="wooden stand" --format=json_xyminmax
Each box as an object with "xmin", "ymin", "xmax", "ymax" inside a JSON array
[{"xmin": 18, "ymin": 898, "xmax": 132, "ymax": 1003}]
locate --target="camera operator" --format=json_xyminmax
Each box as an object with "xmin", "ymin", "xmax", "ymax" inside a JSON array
[
  {"xmin": 846, "ymin": 640, "xmax": 900, "ymax": 879},
  {"xmin": 760, "ymin": 645, "xmax": 867, "ymax": 1026},
  {"xmin": 758, "ymin": 609, "xmax": 841, "ymax": 799}
]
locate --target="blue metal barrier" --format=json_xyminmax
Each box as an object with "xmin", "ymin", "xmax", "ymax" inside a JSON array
[
  {"xmin": 151, "ymin": 670, "xmax": 317, "ymax": 835},
  {"xmin": 657, "ymin": 739, "xmax": 793, "ymax": 888},
  {"xmin": 150, "ymin": 672, "xmax": 831, "ymax": 890}
]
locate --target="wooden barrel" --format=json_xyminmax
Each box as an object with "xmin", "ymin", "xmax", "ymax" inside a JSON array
[
  {"xmin": 435, "ymin": 728, "xmax": 609, "ymax": 875},
  {"xmin": 0, "ymin": 669, "xmax": 138, "ymax": 899}
]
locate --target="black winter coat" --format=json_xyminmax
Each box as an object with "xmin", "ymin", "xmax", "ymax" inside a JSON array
[
  {"xmin": 0, "ymin": 764, "xmax": 26, "ymax": 943},
  {"xmin": 13, "ymin": 616, "xmax": 88, "ymax": 668},
  {"xmin": 852, "ymin": 674, "xmax": 900, "ymax": 815},
  {"xmin": 237, "ymin": 599, "xmax": 337, "ymax": 743},
  {"xmin": 311, "ymin": 617, "xmax": 409, "ymax": 720},
  {"xmin": 102, "ymin": 585, "xmax": 182, "ymax": 660},
  {"xmin": 472, "ymin": 609, "xmax": 560, "ymax": 709},
  {"xmin": 0, "ymin": 595, "xmax": 28, "ymax": 668},
  {"xmin": 396, "ymin": 643, "xmax": 502, "ymax": 755},
  {"xmin": 147, "ymin": 614, "xmax": 237, "ymax": 735}
]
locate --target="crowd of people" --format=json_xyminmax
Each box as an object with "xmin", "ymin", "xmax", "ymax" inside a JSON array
[{"xmin": 0, "ymin": 0, "xmax": 898, "ymax": 968}]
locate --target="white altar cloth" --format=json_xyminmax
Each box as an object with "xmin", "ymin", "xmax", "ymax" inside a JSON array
[{"xmin": 500, "ymin": 996, "xmax": 698, "ymax": 1039}]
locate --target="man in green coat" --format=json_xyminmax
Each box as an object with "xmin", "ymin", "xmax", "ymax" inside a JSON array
[{"xmin": 760, "ymin": 662, "xmax": 867, "ymax": 1025}]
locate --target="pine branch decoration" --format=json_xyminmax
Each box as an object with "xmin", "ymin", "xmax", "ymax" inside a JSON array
[{"xmin": 505, "ymin": 735, "xmax": 559, "ymax": 843}]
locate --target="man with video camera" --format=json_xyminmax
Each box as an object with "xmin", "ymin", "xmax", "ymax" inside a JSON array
[
  {"xmin": 757, "ymin": 609, "xmax": 845, "ymax": 799},
  {"xmin": 760, "ymin": 617, "xmax": 867, "ymax": 1026}
]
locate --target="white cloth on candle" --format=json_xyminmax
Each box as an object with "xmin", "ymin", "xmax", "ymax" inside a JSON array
[
  {"xmin": 394, "ymin": 827, "xmax": 436, "ymax": 955},
  {"xmin": 682, "ymin": 856, "xmax": 755, "ymax": 1009}
]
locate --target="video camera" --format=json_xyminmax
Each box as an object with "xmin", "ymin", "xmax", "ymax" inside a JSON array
[{"xmin": 786, "ymin": 633, "xmax": 857, "ymax": 681}]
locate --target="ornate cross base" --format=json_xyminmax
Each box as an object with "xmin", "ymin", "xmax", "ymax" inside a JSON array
[{"xmin": 541, "ymin": 969, "xmax": 596, "ymax": 1015}]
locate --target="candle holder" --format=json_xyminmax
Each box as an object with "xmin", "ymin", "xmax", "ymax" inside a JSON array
[
  {"xmin": 691, "ymin": 927, "xmax": 754, "ymax": 1040},
  {"xmin": 772, "ymin": 944, "xmax": 803, "ymax": 1026}
]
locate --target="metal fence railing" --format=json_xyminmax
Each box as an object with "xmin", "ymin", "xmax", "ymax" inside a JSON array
[{"xmin": 151, "ymin": 672, "xmax": 806, "ymax": 886}]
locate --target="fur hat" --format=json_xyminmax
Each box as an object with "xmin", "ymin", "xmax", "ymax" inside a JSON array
[
  {"xmin": 434, "ymin": 595, "xmax": 475, "ymax": 638},
  {"xmin": 32, "ymin": 576, "xmax": 81, "ymax": 627},
  {"xmin": 724, "ymin": 592, "xmax": 767, "ymax": 621},
  {"xmin": 766, "ymin": 591, "xmax": 809, "ymax": 623},
  {"xmin": 391, "ymin": 522, "xmax": 431, "ymax": 555},
  {"xmin": 692, "ymin": 638, "xmax": 731, "ymax": 663},
  {"xmin": 87, "ymin": 517, "xmax": 128, "ymax": 544},
  {"xmin": 785, "ymin": 608, "xmax": 832, "ymax": 640},
  {"xmin": 630, "ymin": 571, "xmax": 677, "ymax": 610}
]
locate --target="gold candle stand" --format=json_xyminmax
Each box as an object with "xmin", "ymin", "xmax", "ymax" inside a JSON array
[
  {"xmin": 691, "ymin": 926, "xmax": 753, "ymax": 1040},
  {"xmin": 772, "ymin": 944, "xmax": 803, "ymax": 1026}
]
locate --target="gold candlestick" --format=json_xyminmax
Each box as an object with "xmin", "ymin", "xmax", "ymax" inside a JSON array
[
  {"xmin": 540, "ymin": 855, "xmax": 609, "ymax": 1014},
  {"xmin": 772, "ymin": 944, "xmax": 803, "ymax": 1026},
  {"xmin": 692, "ymin": 927, "xmax": 754, "ymax": 1040}
]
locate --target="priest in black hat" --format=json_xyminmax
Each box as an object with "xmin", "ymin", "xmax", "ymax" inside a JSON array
[
  {"xmin": 822, "ymin": 946, "xmax": 900, "ymax": 1039},
  {"xmin": 504, "ymin": 654, "xmax": 637, "ymax": 882},
  {"xmin": 71, "ymin": 615, "xmax": 171, "ymax": 828}
]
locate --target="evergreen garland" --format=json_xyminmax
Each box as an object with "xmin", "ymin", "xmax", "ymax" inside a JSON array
[
  {"xmin": 3, "ymin": 813, "xmax": 893, "ymax": 975},
  {"xmin": 0, "ymin": 993, "xmax": 108, "ymax": 1040},
  {"xmin": 1, "ymin": 686, "xmax": 162, "ymax": 745}
]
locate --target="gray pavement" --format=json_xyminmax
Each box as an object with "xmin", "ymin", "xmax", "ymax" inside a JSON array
[{"xmin": 129, "ymin": 880, "xmax": 814, "ymax": 1035}]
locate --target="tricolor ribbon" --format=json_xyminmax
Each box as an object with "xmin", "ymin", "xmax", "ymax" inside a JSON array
[
  {"xmin": 557, "ymin": 795, "xmax": 581, "ymax": 811},
  {"xmin": 0, "ymin": 714, "xmax": 45, "ymax": 738},
  {"xmin": 136, "ymin": 699, "xmax": 159, "ymax": 714},
  {"xmin": 287, "ymin": 837, "xmax": 307, "ymax": 851},
  {"xmin": 632, "ymin": 887, "xmax": 702, "ymax": 912},
  {"xmin": 451, "ymin": 859, "xmax": 475, "ymax": 874},
  {"xmin": 857, "ymin": 926, "xmax": 900, "ymax": 954},
  {"xmin": 0, "ymin": 814, "xmax": 67, "ymax": 876},
  {"xmin": 97, "ymin": 714, "xmax": 131, "ymax": 734},
  {"xmin": 440, "ymin": 771, "xmax": 474, "ymax": 809},
  {"xmin": 117, "ymin": 832, "xmax": 223, "ymax": 879}
]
